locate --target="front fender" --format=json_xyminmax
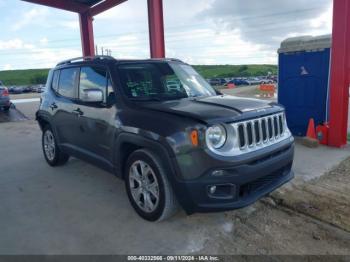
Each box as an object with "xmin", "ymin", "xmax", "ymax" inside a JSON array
[
  {"xmin": 113, "ymin": 132, "xmax": 198, "ymax": 214},
  {"xmin": 113, "ymin": 132, "xmax": 177, "ymax": 177}
]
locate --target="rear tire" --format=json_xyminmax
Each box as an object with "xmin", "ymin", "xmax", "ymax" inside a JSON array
[
  {"xmin": 42, "ymin": 125, "xmax": 69, "ymax": 166},
  {"xmin": 125, "ymin": 149, "xmax": 178, "ymax": 222}
]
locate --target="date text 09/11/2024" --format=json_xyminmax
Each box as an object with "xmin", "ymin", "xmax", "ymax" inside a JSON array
[{"xmin": 127, "ymin": 255, "xmax": 220, "ymax": 261}]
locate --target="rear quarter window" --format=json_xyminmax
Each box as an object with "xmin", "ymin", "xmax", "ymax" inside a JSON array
[
  {"xmin": 58, "ymin": 68, "xmax": 79, "ymax": 98},
  {"xmin": 52, "ymin": 70, "xmax": 60, "ymax": 92}
]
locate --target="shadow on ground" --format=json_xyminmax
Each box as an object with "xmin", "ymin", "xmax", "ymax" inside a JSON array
[{"xmin": 0, "ymin": 106, "xmax": 28, "ymax": 123}]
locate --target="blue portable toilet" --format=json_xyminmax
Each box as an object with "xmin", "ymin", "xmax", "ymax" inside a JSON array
[{"xmin": 278, "ymin": 35, "xmax": 331, "ymax": 136}]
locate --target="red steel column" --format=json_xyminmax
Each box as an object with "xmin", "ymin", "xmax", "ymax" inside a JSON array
[
  {"xmin": 147, "ymin": 0, "xmax": 165, "ymax": 58},
  {"xmin": 328, "ymin": 0, "xmax": 350, "ymax": 147},
  {"xmin": 79, "ymin": 11, "xmax": 95, "ymax": 57}
]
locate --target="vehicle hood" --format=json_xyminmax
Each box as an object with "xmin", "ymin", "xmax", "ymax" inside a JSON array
[{"xmin": 138, "ymin": 95, "xmax": 282, "ymax": 124}]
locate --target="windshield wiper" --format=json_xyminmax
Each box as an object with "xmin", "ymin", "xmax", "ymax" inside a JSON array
[
  {"xmin": 130, "ymin": 94, "xmax": 191, "ymax": 102},
  {"xmin": 129, "ymin": 97, "xmax": 163, "ymax": 102}
]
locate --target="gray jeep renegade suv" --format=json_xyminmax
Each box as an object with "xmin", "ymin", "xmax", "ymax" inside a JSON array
[{"xmin": 36, "ymin": 56, "xmax": 294, "ymax": 221}]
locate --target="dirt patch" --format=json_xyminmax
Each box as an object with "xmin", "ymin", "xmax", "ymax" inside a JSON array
[
  {"xmin": 198, "ymin": 202, "xmax": 350, "ymax": 255},
  {"xmin": 271, "ymin": 157, "xmax": 350, "ymax": 232}
]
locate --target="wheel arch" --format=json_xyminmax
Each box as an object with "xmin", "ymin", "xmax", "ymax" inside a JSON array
[
  {"xmin": 36, "ymin": 111, "xmax": 62, "ymax": 147},
  {"xmin": 113, "ymin": 133, "xmax": 177, "ymax": 181},
  {"xmin": 36, "ymin": 111, "xmax": 52, "ymax": 131}
]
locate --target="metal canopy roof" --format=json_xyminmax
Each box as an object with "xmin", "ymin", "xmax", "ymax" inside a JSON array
[
  {"xmin": 22, "ymin": 0, "xmax": 127, "ymax": 15},
  {"xmin": 74, "ymin": 0, "xmax": 104, "ymax": 7}
]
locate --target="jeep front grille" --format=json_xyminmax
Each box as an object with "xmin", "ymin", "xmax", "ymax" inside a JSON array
[
  {"xmin": 206, "ymin": 112, "xmax": 292, "ymax": 157},
  {"xmin": 234, "ymin": 113, "xmax": 286, "ymax": 150}
]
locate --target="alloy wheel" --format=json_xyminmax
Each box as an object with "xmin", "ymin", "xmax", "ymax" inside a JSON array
[
  {"xmin": 43, "ymin": 130, "xmax": 56, "ymax": 161},
  {"xmin": 129, "ymin": 160, "xmax": 160, "ymax": 213}
]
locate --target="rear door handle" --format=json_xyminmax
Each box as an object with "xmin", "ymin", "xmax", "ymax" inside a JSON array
[
  {"xmin": 50, "ymin": 102, "xmax": 58, "ymax": 111},
  {"xmin": 72, "ymin": 108, "xmax": 84, "ymax": 116}
]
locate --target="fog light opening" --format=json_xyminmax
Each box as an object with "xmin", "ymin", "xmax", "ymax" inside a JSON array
[
  {"xmin": 209, "ymin": 186, "xmax": 217, "ymax": 194},
  {"xmin": 207, "ymin": 184, "xmax": 236, "ymax": 199},
  {"xmin": 211, "ymin": 170, "xmax": 225, "ymax": 176}
]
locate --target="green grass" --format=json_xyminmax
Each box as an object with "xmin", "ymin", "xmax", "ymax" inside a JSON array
[
  {"xmin": 0, "ymin": 69, "xmax": 50, "ymax": 86},
  {"xmin": 193, "ymin": 64, "xmax": 277, "ymax": 79},
  {"xmin": 0, "ymin": 64, "xmax": 277, "ymax": 86}
]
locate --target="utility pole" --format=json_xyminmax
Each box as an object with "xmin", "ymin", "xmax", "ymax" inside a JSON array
[{"xmin": 96, "ymin": 46, "xmax": 112, "ymax": 56}]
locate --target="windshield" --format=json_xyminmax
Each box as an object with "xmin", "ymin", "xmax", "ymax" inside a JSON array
[{"xmin": 117, "ymin": 62, "xmax": 216, "ymax": 101}]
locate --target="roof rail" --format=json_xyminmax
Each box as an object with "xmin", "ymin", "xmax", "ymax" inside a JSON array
[
  {"xmin": 56, "ymin": 55, "xmax": 115, "ymax": 66},
  {"xmin": 167, "ymin": 58, "xmax": 183, "ymax": 63}
]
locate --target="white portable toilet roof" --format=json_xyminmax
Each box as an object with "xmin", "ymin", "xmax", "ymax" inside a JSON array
[{"xmin": 278, "ymin": 34, "xmax": 332, "ymax": 53}]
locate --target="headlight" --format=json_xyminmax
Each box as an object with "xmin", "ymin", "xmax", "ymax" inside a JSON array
[{"xmin": 206, "ymin": 125, "xmax": 227, "ymax": 149}]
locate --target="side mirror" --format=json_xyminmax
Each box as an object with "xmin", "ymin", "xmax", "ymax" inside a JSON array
[{"xmin": 81, "ymin": 89, "xmax": 103, "ymax": 103}]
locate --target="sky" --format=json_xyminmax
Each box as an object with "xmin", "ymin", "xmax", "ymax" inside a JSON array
[{"xmin": 0, "ymin": 0, "xmax": 333, "ymax": 70}]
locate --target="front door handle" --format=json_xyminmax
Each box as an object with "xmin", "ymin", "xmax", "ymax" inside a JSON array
[
  {"xmin": 72, "ymin": 108, "xmax": 84, "ymax": 116},
  {"xmin": 50, "ymin": 102, "xmax": 58, "ymax": 111}
]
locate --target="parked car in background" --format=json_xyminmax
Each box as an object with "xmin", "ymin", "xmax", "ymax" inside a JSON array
[
  {"xmin": 246, "ymin": 78, "xmax": 261, "ymax": 86},
  {"xmin": 226, "ymin": 78, "xmax": 250, "ymax": 86},
  {"xmin": 37, "ymin": 85, "xmax": 45, "ymax": 93},
  {"xmin": 22, "ymin": 86, "xmax": 33, "ymax": 93},
  {"xmin": 209, "ymin": 78, "xmax": 227, "ymax": 86},
  {"xmin": 10, "ymin": 86, "xmax": 24, "ymax": 94},
  {"xmin": 270, "ymin": 76, "xmax": 278, "ymax": 83},
  {"xmin": 240, "ymin": 79, "xmax": 250, "ymax": 85},
  {"xmin": 260, "ymin": 78, "xmax": 274, "ymax": 84},
  {"xmin": 31, "ymin": 86, "xmax": 39, "ymax": 93},
  {"xmin": 0, "ymin": 83, "xmax": 11, "ymax": 111},
  {"xmin": 32, "ymin": 85, "xmax": 46, "ymax": 93}
]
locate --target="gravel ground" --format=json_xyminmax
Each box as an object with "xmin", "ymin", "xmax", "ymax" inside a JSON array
[
  {"xmin": 10, "ymin": 93, "xmax": 41, "ymax": 100},
  {"xmin": 272, "ymin": 157, "xmax": 350, "ymax": 232}
]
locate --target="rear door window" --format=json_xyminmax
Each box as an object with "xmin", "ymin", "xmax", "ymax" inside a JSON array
[{"xmin": 58, "ymin": 68, "xmax": 79, "ymax": 98}]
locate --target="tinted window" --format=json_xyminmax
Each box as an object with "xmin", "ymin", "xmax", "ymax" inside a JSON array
[
  {"xmin": 52, "ymin": 70, "xmax": 60, "ymax": 92},
  {"xmin": 79, "ymin": 67, "xmax": 107, "ymax": 102},
  {"xmin": 58, "ymin": 68, "xmax": 79, "ymax": 98},
  {"xmin": 118, "ymin": 63, "xmax": 185, "ymax": 100},
  {"xmin": 118, "ymin": 63, "xmax": 216, "ymax": 101}
]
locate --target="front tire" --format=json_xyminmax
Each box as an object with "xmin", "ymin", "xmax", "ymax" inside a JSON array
[
  {"xmin": 125, "ymin": 149, "xmax": 178, "ymax": 222},
  {"xmin": 42, "ymin": 125, "xmax": 69, "ymax": 166}
]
